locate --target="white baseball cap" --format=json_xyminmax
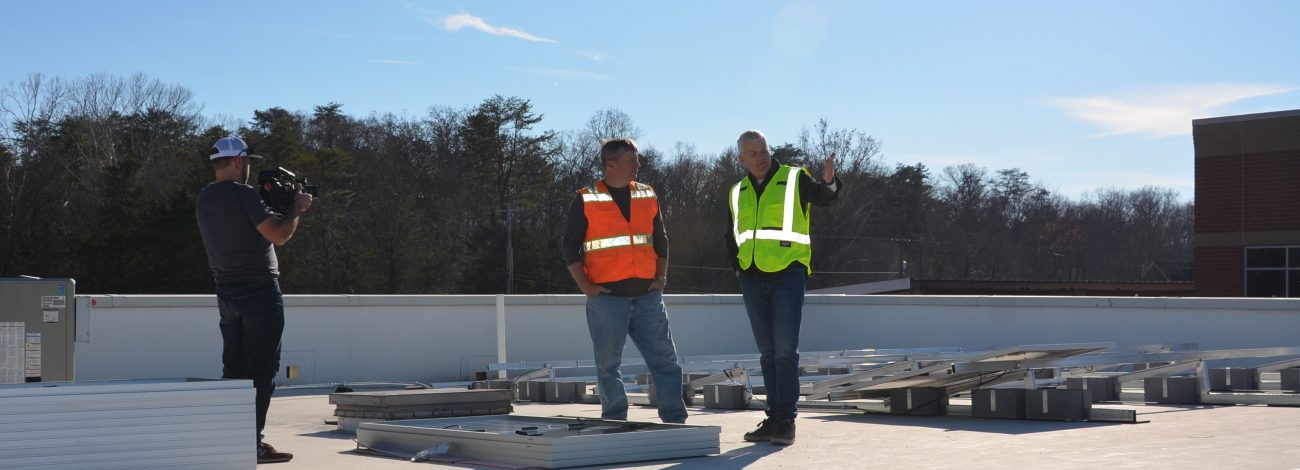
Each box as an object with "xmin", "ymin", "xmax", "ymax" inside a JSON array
[{"xmin": 209, "ymin": 136, "xmax": 263, "ymax": 160}]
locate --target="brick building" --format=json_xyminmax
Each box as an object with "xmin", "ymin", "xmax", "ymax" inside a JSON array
[{"xmin": 1192, "ymin": 109, "xmax": 1300, "ymax": 296}]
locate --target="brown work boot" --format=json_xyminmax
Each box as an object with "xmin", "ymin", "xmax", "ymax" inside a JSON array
[
  {"xmin": 770, "ymin": 419, "xmax": 796, "ymax": 446},
  {"xmin": 743, "ymin": 418, "xmax": 777, "ymax": 442},
  {"xmin": 257, "ymin": 441, "xmax": 294, "ymax": 464}
]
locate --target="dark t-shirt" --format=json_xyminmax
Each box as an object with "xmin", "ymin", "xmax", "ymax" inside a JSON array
[{"xmin": 196, "ymin": 181, "xmax": 279, "ymax": 284}]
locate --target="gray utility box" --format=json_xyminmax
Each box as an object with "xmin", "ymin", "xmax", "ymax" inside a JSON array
[
  {"xmin": 1026, "ymin": 388, "xmax": 1091, "ymax": 421},
  {"xmin": 1144, "ymin": 377, "xmax": 1201, "ymax": 404},
  {"xmin": 889, "ymin": 387, "xmax": 949, "ymax": 416},
  {"xmin": 0, "ymin": 278, "xmax": 76, "ymax": 383},
  {"xmin": 703, "ymin": 383, "xmax": 749, "ymax": 409},
  {"xmin": 1209, "ymin": 367, "xmax": 1258, "ymax": 391},
  {"xmin": 972, "ymin": 388, "xmax": 1026, "ymax": 419},
  {"xmin": 1282, "ymin": 368, "xmax": 1300, "ymax": 391},
  {"xmin": 1065, "ymin": 376, "xmax": 1119, "ymax": 402}
]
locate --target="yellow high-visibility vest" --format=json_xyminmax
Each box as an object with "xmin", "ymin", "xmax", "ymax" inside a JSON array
[{"xmin": 729, "ymin": 164, "xmax": 812, "ymax": 274}]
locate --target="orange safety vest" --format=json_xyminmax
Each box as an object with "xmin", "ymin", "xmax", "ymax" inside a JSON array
[{"xmin": 580, "ymin": 180, "xmax": 659, "ymax": 284}]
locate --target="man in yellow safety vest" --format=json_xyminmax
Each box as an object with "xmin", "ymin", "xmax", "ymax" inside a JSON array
[{"xmin": 726, "ymin": 130, "xmax": 840, "ymax": 446}]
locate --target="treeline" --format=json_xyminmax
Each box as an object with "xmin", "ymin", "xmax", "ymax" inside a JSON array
[{"xmin": 0, "ymin": 73, "xmax": 1192, "ymax": 295}]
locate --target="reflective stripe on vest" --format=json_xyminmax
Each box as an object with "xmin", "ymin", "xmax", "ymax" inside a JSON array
[
  {"xmin": 730, "ymin": 165, "xmax": 812, "ymax": 273},
  {"xmin": 583, "ymin": 188, "xmax": 656, "ymax": 202},
  {"xmin": 584, "ymin": 234, "xmax": 652, "ymax": 253}
]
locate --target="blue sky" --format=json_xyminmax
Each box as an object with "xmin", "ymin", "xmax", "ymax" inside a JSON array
[{"xmin": 3, "ymin": 0, "xmax": 1298, "ymax": 200}]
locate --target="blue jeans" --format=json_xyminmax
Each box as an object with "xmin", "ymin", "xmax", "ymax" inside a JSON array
[
  {"xmin": 738, "ymin": 267, "xmax": 806, "ymax": 421},
  {"xmin": 216, "ymin": 279, "xmax": 285, "ymax": 441},
  {"xmin": 585, "ymin": 290, "xmax": 687, "ymax": 423}
]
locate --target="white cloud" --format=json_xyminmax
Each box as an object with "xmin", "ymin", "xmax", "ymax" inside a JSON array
[
  {"xmin": 577, "ymin": 51, "xmax": 606, "ymax": 62},
  {"xmin": 367, "ymin": 59, "xmax": 419, "ymax": 65},
  {"xmin": 523, "ymin": 68, "xmax": 608, "ymax": 81},
  {"xmin": 440, "ymin": 12, "xmax": 556, "ymax": 43},
  {"xmin": 1044, "ymin": 83, "xmax": 1297, "ymax": 139}
]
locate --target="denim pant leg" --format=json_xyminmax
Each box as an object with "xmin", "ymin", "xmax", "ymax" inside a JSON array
[
  {"xmin": 217, "ymin": 280, "xmax": 285, "ymax": 440},
  {"xmin": 586, "ymin": 294, "xmax": 632, "ymax": 420},
  {"xmin": 627, "ymin": 290, "xmax": 687, "ymax": 423},
  {"xmin": 739, "ymin": 268, "xmax": 806, "ymax": 421}
]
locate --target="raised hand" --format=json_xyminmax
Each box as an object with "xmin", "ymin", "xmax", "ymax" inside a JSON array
[{"xmin": 823, "ymin": 151, "xmax": 837, "ymax": 184}]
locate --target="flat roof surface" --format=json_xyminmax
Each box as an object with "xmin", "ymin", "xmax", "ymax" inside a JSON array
[{"xmin": 261, "ymin": 392, "xmax": 1300, "ymax": 469}]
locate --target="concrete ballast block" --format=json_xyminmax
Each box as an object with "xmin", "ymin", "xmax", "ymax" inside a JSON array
[
  {"xmin": 1209, "ymin": 368, "xmax": 1258, "ymax": 391},
  {"xmin": 1066, "ymin": 376, "xmax": 1119, "ymax": 402},
  {"xmin": 889, "ymin": 387, "xmax": 948, "ymax": 416},
  {"xmin": 972, "ymin": 388, "xmax": 1026, "ymax": 419},
  {"xmin": 1143, "ymin": 377, "xmax": 1201, "ymax": 404},
  {"xmin": 1025, "ymin": 388, "xmax": 1091, "ymax": 421},
  {"xmin": 703, "ymin": 383, "xmax": 749, "ymax": 409}
]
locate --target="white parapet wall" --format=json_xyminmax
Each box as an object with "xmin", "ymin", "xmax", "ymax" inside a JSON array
[{"xmin": 72, "ymin": 294, "xmax": 1300, "ymax": 384}]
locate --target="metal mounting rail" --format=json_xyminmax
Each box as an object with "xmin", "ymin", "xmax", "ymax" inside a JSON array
[
  {"xmin": 953, "ymin": 346, "xmax": 1300, "ymax": 373},
  {"xmin": 1254, "ymin": 356, "xmax": 1300, "ymax": 373},
  {"xmin": 1115, "ymin": 360, "xmax": 1201, "ymax": 383}
]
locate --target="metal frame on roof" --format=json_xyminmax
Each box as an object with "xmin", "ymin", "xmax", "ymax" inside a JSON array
[
  {"xmin": 489, "ymin": 341, "xmax": 1300, "ymax": 420},
  {"xmin": 355, "ymin": 415, "xmax": 720, "ymax": 469}
]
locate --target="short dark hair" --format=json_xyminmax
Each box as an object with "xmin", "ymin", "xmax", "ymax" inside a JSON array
[{"xmin": 600, "ymin": 138, "xmax": 638, "ymax": 166}]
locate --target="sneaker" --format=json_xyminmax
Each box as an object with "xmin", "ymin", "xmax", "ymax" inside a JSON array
[
  {"xmin": 743, "ymin": 419, "xmax": 777, "ymax": 442},
  {"xmin": 257, "ymin": 441, "xmax": 294, "ymax": 464},
  {"xmin": 770, "ymin": 419, "xmax": 796, "ymax": 446}
]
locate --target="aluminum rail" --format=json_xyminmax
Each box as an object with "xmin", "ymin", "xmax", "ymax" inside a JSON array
[
  {"xmin": 953, "ymin": 346, "xmax": 1300, "ymax": 373},
  {"xmin": 1114, "ymin": 360, "xmax": 1202, "ymax": 383},
  {"xmin": 1253, "ymin": 356, "xmax": 1300, "ymax": 373}
]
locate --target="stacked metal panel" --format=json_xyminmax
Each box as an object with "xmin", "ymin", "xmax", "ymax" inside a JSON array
[
  {"xmin": 331, "ymin": 388, "xmax": 513, "ymax": 432},
  {"xmin": 356, "ymin": 415, "xmax": 720, "ymax": 469},
  {"xmin": 0, "ymin": 378, "xmax": 255, "ymax": 470}
]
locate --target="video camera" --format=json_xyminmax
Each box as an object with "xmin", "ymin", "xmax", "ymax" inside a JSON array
[{"xmin": 258, "ymin": 167, "xmax": 318, "ymax": 214}]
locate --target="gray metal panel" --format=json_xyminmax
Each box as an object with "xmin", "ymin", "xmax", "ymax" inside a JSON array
[
  {"xmin": 0, "ymin": 378, "xmax": 254, "ymax": 470},
  {"xmin": 0, "ymin": 377, "xmax": 250, "ymax": 397},
  {"xmin": 1, "ymin": 447, "xmax": 252, "ymax": 469},
  {"xmin": 0, "ymin": 388, "xmax": 255, "ymax": 415},
  {"xmin": 0, "ymin": 418, "xmax": 254, "ymax": 442},
  {"xmin": 0, "ymin": 432, "xmax": 249, "ymax": 456},
  {"xmin": 329, "ymin": 388, "xmax": 513, "ymax": 407},
  {"xmin": 357, "ymin": 415, "xmax": 720, "ymax": 469},
  {"xmin": 0, "ymin": 404, "xmax": 251, "ymax": 428}
]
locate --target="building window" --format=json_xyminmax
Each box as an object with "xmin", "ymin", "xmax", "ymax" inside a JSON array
[{"xmin": 1245, "ymin": 246, "xmax": 1300, "ymax": 297}]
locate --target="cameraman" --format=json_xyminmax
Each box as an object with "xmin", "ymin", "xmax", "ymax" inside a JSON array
[{"xmin": 195, "ymin": 136, "xmax": 311, "ymax": 464}]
